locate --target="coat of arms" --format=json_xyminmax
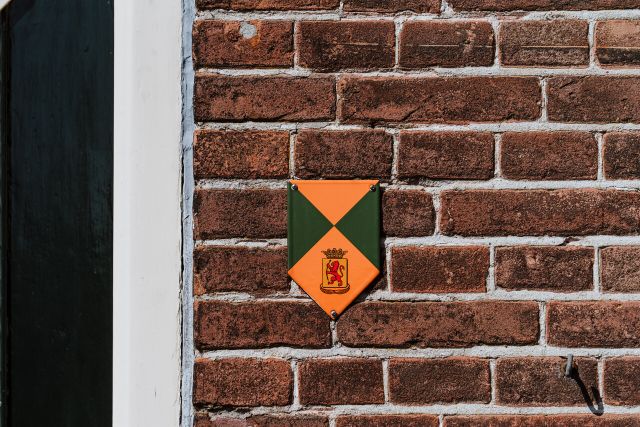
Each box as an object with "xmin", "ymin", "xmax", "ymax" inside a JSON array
[{"xmin": 321, "ymin": 248, "xmax": 349, "ymax": 294}]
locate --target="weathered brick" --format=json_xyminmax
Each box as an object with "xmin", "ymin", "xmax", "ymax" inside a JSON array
[
  {"xmin": 195, "ymin": 75, "xmax": 335, "ymax": 122},
  {"xmin": 193, "ymin": 358, "xmax": 292, "ymax": 407},
  {"xmin": 390, "ymin": 358, "xmax": 490, "ymax": 404},
  {"xmin": 193, "ymin": 130, "xmax": 289, "ymax": 179},
  {"xmin": 605, "ymin": 357, "xmax": 640, "ymax": 405},
  {"xmin": 400, "ymin": 21, "xmax": 494, "ymax": 68},
  {"xmin": 547, "ymin": 301, "xmax": 640, "ymax": 347},
  {"xmin": 193, "ymin": 246, "xmax": 288, "ymax": 295},
  {"xmin": 382, "ymin": 190, "xmax": 435, "ymax": 237},
  {"xmin": 440, "ymin": 189, "xmax": 640, "ymax": 236},
  {"xmin": 298, "ymin": 358, "xmax": 384, "ymax": 405},
  {"xmin": 500, "ymin": 132, "xmax": 597, "ymax": 180},
  {"xmin": 391, "ymin": 246, "xmax": 488, "ymax": 293},
  {"xmin": 547, "ymin": 77, "xmax": 640, "ymax": 123},
  {"xmin": 338, "ymin": 77, "xmax": 541, "ymax": 124},
  {"xmin": 495, "ymin": 246, "xmax": 593, "ymax": 292},
  {"xmin": 193, "ymin": 21, "xmax": 293, "ymax": 68},
  {"xmin": 196, "ymin": 414, "xmax": 329, "ymax": 427},
  {"xmin": 597, "ymin": 20, "xmax": 640, "ymax": 66},
  {"xmin": 496, "ymin": 357, "xmax": 598, "ymax": 406},
  {"xmin": 398, "ymin": 131, "xmax": 494, "ymax": 180},
  {"xmin": 195, "ymin": 301, "xmax": 331, "ymax": 350},
  {"xmin": 604, "ymin": 132, "xmax": 640, "ymax": 179},
  {"xmin": 337, "ymin": 301, "xmax": 539, "ymax": 347},
  {"xmin": 601, "ymin": 246, "xmax": 640, "ymax": 292},
  {"xmin": 448, "ymin": 0, "xmax": 640, "ymax": 11},
  {"xmin": 337, "ymin": 415, "xmax": 439, "ymax": 427},
  {"xmin": 343, "ymin": 0, "xmax": 439, "ymax": 12},
  {"xmin": 197, "ymin": 0, "xmax": 339, "ymax": 10},
  {"xmin": 297, "ymin": 21, "xmax": 395, "ymax": 71},
  {"xmin": 444, "ymin": 415, "xmax": 640, "ymax": 426},
  {"xmin": 194, "ymin": 189, "xmax": 286, "ymax": 239},
  {"xmin": 500, "ymin": 20, "xmax": 589, "ymax": 67},
  {"xmin": 295, "ymin": 130, "xmax": 392, "ymax": 179}
]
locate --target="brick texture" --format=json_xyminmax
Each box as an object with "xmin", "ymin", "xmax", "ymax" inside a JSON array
[
  {"xmin": 400, "ymin": 21, "xmax": 494, "ymax": 68},
  {"xmin": 495, "ymin": 246, "xmax": 593, "ymax": 292},
  {"xmin": 382, "ymin": 189, "xmax": 434, "ymax": 237},
  {"xmin": 597, "ymin": 20, "xmax": 640, "ymax": 66},
  {"xmin": 398, "ymin": 131, "xmax": 495, "ymax": 180},
  {"xmin": 193, "ymin": 358, "xmax": 292, "ymax": 407},
  {"xmin": 547, "ymin": 301, "xmax": 640, "ymax": 347},
  {"xmin": 601, "ymin": 246, "xmax": 640, "ymax": 292},
  {"xmin": 390, "ymin": 358, "xmax": 491, "ymax": 404},
  {"xmin": 193, "ymin": 20, "xmax": 293, "ymax": 68},
  {"xmin": 499, "ymin": 21, "xmax": 589, "ymax": 67},
  {"xmin": 496, "ymin": 357, "xmax": 598, "ymax": 406},
  {"xmin": 391, "ymin": 246, "xmax": 488, "ymax": 293},
  {"xmin": 194, "ymin": 130, "xmax": 289, "ymax": 179},
  {"xmin": 297, "ymin": 21, "xmax": 395, "ymax": 71},
  {"xmin": 298, "ymin": 358, "xmax": 384, "ymax": 405},
  {"xmin": 193, "ymin": 246, "xmax": 289, "ymax": 295},
  {"xmin": 337, "ymin": 301, "xmax": 539, "ymax": 347},
  {"xmin": 500, "ymin": 132, "xmax": 597, "ymax": 180},
  {"xmin": 191, "ymin": 0, "xmax": 640, "ymax": 422},
  {"xmin": 440, "ymin": 189, "xmax": 640, "ymax": 236},
  {"xmin": 295, "ymin": 130, "xmax": 392, "ymax": 179},
  {"xmin": 195, "ymin": 301, "xmax": 331, "ymax": 350}
]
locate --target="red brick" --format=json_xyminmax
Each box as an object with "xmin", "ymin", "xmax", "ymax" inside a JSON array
[
  {"xmin": 196, "ymin": 414, "xmax": 329, "ymax": 427},
  {"xmin": 197, "ymin": 0, "xmax": 339, "ymax": 10},
  {"xmin": 500, "ymin": 132, "xmax": 597, "ymax": 180},
  {"xmin": 382, "ymin": 190, "xmax": 434, "ymax": 237},
  {"xmin": 496, "ymin": 357, "xmax": 598, "ymax": 406},
  {"xmin": 444, "ymin": 415, "xmax": 640, "ymax": 426},
  {"xmin": 193, "ymin": 20, "xmax": 293, "ymax": 68},
  {"xmin": 398, "ymin": 131, "xmax": 494, "ymax": 180},
  {"xmin": 337, "ymin": 415, "xmax": 439, "ymax": 427},
  {"xmin": 499, "ymin": 20, "xmax": 589, "ymax": 67},
  {"xmin": 195, "ymin": 75, "xmax": 335, "ymax": 122},
  {"xmin": 194, "ymin": 301, "xmax": 331, "ymax": 350},
  {"xmin": 495, "ymin": 246, "xmax": 593, "ymax": 292},
  {"xmin": 440, "ymin": 189, "xmax": 640, "ymax": 236},
  {"xmin": 193, "ymin": 130, "xmax": 289, "ymax": 179},
  {"xmin": 605, "ymin": 357, "xmax": 640, "ymax": 405},
  {"xmin": 604, "ymin": 132, "xmax": 640, "ymax": 179},
  {"xmin": 601, "ymin": 246, "xmax": 640, "ymax": 292},
  {"xmin": 448, "ymin": 0, "xmax": 640, "ymax": 11},
  {"xmin": 547, "ymin": 77, "xmax": 640, "ymax": 123},
  {"xmin": 547, "ymin": 301, "xmax": 640, "ymax": 347},
  {"xmin": 297, "ymin": 21, "xmax": 395, "ymax": 72},
  {"xmin": 400, "ymin": 21, "xmax": 494, "ymax": 68},
  {"xmin": 390, "ymin": 358, "xmax": 490, "ymax": 404},
  {"xmin": 194, "ymin": 189, "xmax": 286, "ymax": 239},
  {"xmin": 391, "ymin": 246, "xmax": 488, "ymax": 293},
  {"xmin": 337, "ymin": 301, "xmax": 539, "ymax": 347},
  {"xmin": 597, "ymin": 20, "xmax": 640, "ymax": 66},
  {"xmin": 343, "ymin": 0, "xmax": 439, "ymax": 12},
  {"xmin": 338, "ymin": 77, "xmax": 540, "ymax": 124},
  {"xmin": 193, "ymin": 246, "xmax": 288, "ymax": 295},
  {"xmin": 193, "ymin": 358, "xmax": 292, "ymax": 407},
  {"xmin": 295, "ymin": 130, "xmax": 392, "ymax": 179},
  {"xmin": 298, "ymin": 358, "xmax": 384, "ymax": 405}
]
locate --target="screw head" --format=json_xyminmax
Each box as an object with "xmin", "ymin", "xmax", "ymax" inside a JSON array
[
  {"xmin": 330, "ymin": 310, "xmax": 338, "ymax": 319},
  {"xmin": 370, "ymin": 184, "xmax": 377, "ymax": 192},
  {"xmin": 291, "ymin": 184, "xmax": 298, "ymax": 191}
]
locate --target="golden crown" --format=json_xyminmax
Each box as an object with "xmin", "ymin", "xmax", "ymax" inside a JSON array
[{"xmin": 322, "ymin": 248, "xmax": 347, "ymax": 259}]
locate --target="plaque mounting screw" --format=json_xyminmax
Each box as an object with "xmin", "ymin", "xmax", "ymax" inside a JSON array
[
  {"xmin": 330, "ymin": 310, "xmax": 338, "ymax": 319},
  {"xmin": 291, "ymin": 184, "xmax": 298, "ymax": 191},
  {"xmin": 370, "ymin": 185, "xmax": 376, "ymax": 192}
]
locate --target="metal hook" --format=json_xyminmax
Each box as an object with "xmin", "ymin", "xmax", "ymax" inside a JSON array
[{"xmin": 565, "ymin": 354, "xmax": 574, "ymax": 377}]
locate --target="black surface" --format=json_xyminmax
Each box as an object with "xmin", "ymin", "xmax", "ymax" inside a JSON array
[{"xmin": 5, "ymin": 1, "xmax": 113, "ymax": 425}]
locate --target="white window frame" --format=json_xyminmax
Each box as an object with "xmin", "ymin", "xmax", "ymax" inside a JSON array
[{"xmin": 113, "ymin": 1, "xmax": 184, "ymax": 426}]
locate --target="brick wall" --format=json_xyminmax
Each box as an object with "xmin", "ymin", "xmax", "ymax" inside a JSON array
[{"xmin": 188, "ymin": 0, "xmax": 640, "ymax": 425}]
